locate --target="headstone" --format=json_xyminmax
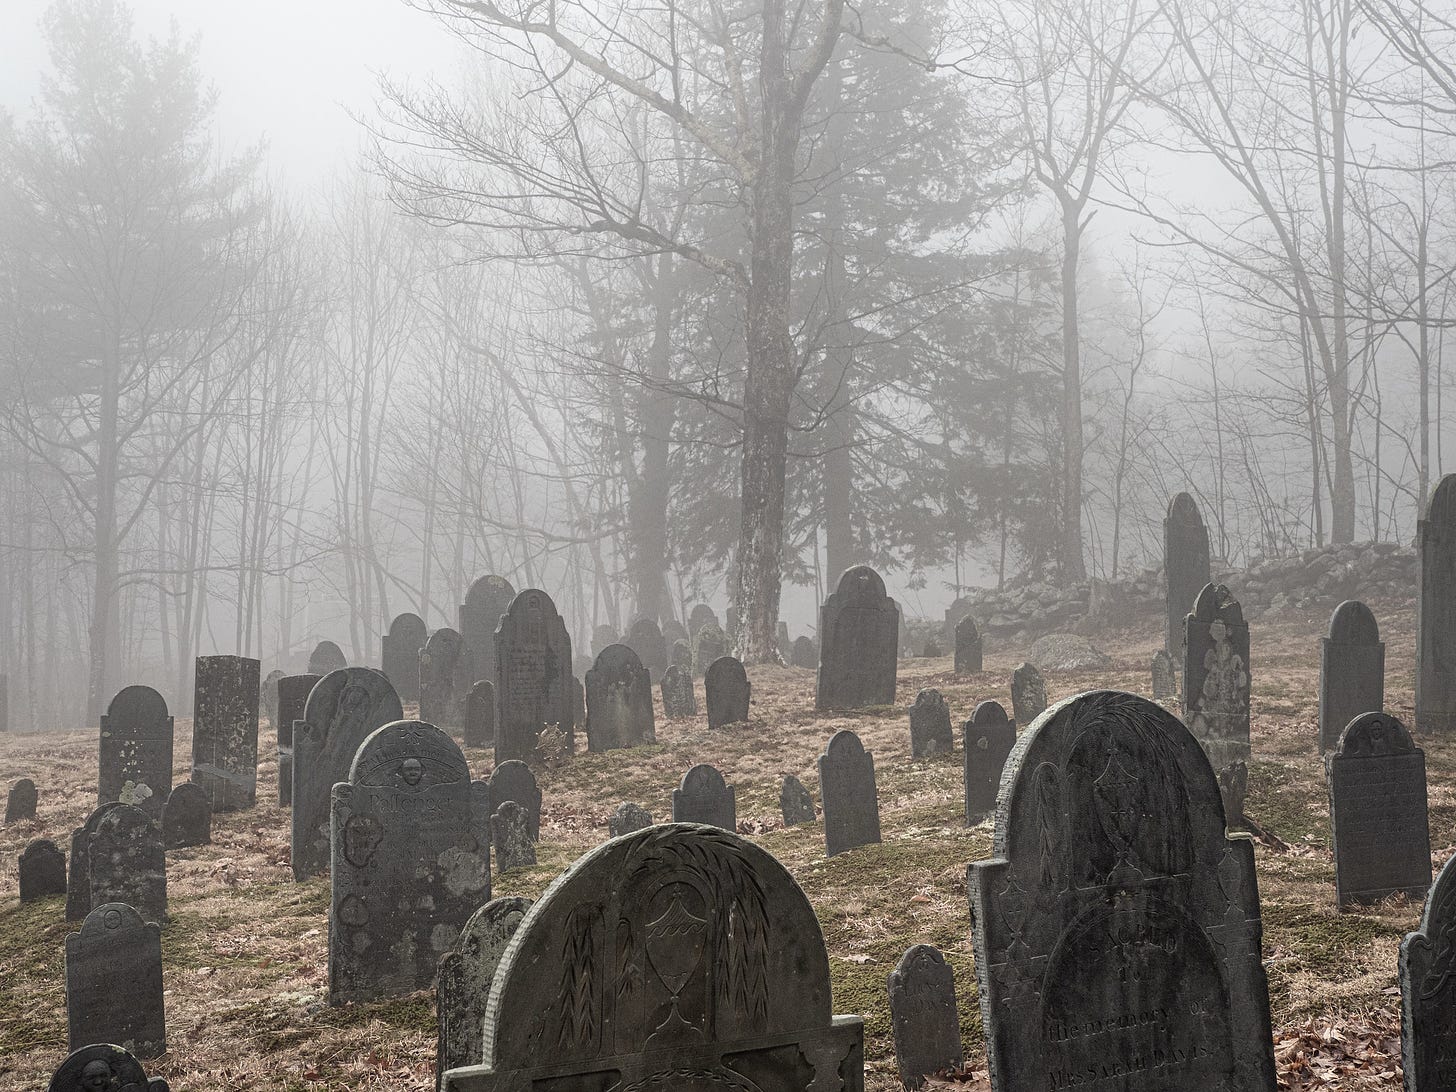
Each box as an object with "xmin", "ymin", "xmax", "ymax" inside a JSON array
[
  {"xmin": 66, "ymin": 803, "xmax": 124, "ymax": 921},
  {"xmin": 1419, "ymin": 475, "xmax": 1456, "ymax": 731},
  {"xmin": 1320, "ymin": 600, "xmax": 1385, "ymax": 754},
  {"xmin": 382, "ymin": 612, "xmax": 428, "ymax": 702},
  {"xmin": 329, "ymin": 720, "xmax": 491, "ymax": 1005},
  {"xmin": 492, "ymin": 800, "xmax": 536, "ymax": 872},
  {"xmin": 704, "ymin": 655, "xmax": 751, "ymax": 729},
  {"xmin": 1401, "ymin": 848, "xmax": 1456, "ymax": 1092},
  {"xmin": 1151, "ymin": 649, "xmax": 1176, "ymax": 700},
  {"xmin": 436, "ymin": 897, "xmax": 532, "ymax": 1087},
  {"xmin": 1165, "ymin": 491, "xmax": 1213, "ymax": 659},
  {"xmin": 292, "ymin": 667, "xmax": 404, "ymax": 880},
  {"xmin": 99, "ymin": 685, "xmax": 173, "ymax": 819},
  {"xmin": 261, "ymin": 669, "xmax": 284, "ymax": 730},
  {"xmin": 780, "ymin": 774, "xmax": 816, "ymax": 826},
  {"xmin": 888, "ymin": 944, "xmax": 963, "ymax": 1091},
  {"xmin": 954, "ymin": 615, "xmax": 983, "ymax": 675},
  {"xmin": 791, "ymin": 634, "xmax": 818, "ymax": 669},
  {"xmin": 87, "ymin": 803, "xmax": 166, "ymax": 924},
  {"xmin": 420, "ymin": 627, "xmax": 466, "ymax": 728},
  {"xmin": 65, "ymin": 902, "xmax": 166, "ymax": 1059},
  {"xmin": 6, "ymin": 777, "xmax": 37, "ymax": 822},
  {"xmin": 692, "ymin": 620, "xmax": 729, "ymax": 677},
  {"xmin": 1010, "ymin": 662, "xmax": 1047, "ymax": 726},
  {"xmin": 663, "ymin": 618, "xmax": 690, "ymax": 648},
  {"xmin": 818, "ymin": 729, "xmax": 882, "ymax": 857},
  {"xmin": 49, "ymin": 1044, "xmax": 169, "ymax": 1092},
  {"xmin": 464, "ymin": 679, "xmax": 496, "ymax": 747},
  {"xmin": 585, "ymin": 644, "xmax": 656, "ymax": 752},
  {"xmin": 660, "ymin": 664, "xmax": 697, "ymax": 719},
  {"xmin": 909, "ymin": 688, "xmax": 954, "ymax": 758},
  {"xmin": 591, "ymin": 623, "xmax": 618, "ymax": 658},
  {"xmin": 494, "ymin": 588, "xmax": 575, "ymax": 763},
  {"xmin": 274, "ymin": 672, "xmax": 319, "ymax": 807},
  {"xmin": 19, "ymin": 838, "xmax": 67, "ymax": 902},
  {"xmin": 670, "ymin": 637, "xmax": 693, "ymax": 673},
  {"xmin": 461, "ymin": 575, "xmax": 518, "ymax": 689},
  {"xmin": 672, "ymin": 763, "xmax": 736, "ymax": 829},
  {"xmin": 624, "ymin": 616, "xmax": 668, "ymax": 680},
  {"xmin": 688, "ymin": 602, "xmax": 718, "ymax": 637},
  {"xmin": 963, "ymin": 700, "xmax": 1016, "ymax": 825},
  {"xmin": 161, "ymin": 782, "xmax": 211, "ymax": 849},
  {"xmin": 308, "ymin": 639, "xmax": 347, "ymax": 676},
  {"xmin": 816, "ymin": 565, "xmax": 899, "ymax": 711},
  {"xmin": 1184, "ymin": 582, "xmax": 1251, "ymax": 821},
  {"xmin": 437, "ymin": 823, "xmax": 866, "ymax": 1091},
  {"xmin": 1328, "ymin": 711, "xmax": 1431, "ymax": 908},
  {"xmin": 190, "ymin": 654, "xmax": 261, "ymax": 812},
  {"xmin": 486, "ymin": 760, "xmax": 541, "ymax": 842},
  {"xmin": 609, "ymin": 802, "xmax": 653, "ymax": 837},
  {"xmin": 968, "ymin": 690, "xmax": 1277, "ymax": 1092}
]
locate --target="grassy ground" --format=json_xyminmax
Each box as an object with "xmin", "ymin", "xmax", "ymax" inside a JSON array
[{"xmin": 0, "ymin": 603, "xmax": 1435, "ymax": 1090}]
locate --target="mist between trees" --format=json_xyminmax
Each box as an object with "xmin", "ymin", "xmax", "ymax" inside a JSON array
[{"xmin": 0, "ymin": 0, "xmax": 1452, "ymax": 728}]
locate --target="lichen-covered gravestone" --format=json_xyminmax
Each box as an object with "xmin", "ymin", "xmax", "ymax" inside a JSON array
[
  {"xmin": 692, "ymin": 620, "xmax": 729, "ymax": 677},
  {"xmin": 954, "ymin": 615, "xmax": 983, "ymax": 676},
  {"xmin": 818, "ymin": 729, "xmax": 882, "ymax": 858},
  {"xmin": 1184, "ymin": 582, "xmax": 1251, "ymax": 821},
  {"xmin": 817, "ymin": 565, "xmax": 900, "ymax": 711},
  {"xmin": 420, "ymin": 627, "xmax": 466, "ymax": 728},
  {"xmin": 1401, "ymin": 848, "xmax": 1456, "ymax": 1092},
  {"xmin": 88, "ymin": 802, "xmax": 166, "ymax": 924},
  {"xmin": 888, "ymin": 944, "xmax": 963, "ymax": 1091},
  {"xmin": 308, "ymin": 640, "xmax": 348, "ymax": 676},
  {"xmin": 670, "ymin": 637, "xmax": 693, "ymax": 673},
  {"xmin": 436, "ymin": 897, "xmax": 532, "ymax": 1087},
  {"xmin": 1320, "ymin": 600, "xmax": 1385, "ymax": 753},
  {"xmin": 585, "ymin": 644, "xmax": 656, "ymax": 752},
  {"xmin": 1010, "ymin": 662, "xmax": 1047, "ymax": 726},
  {"xmin": 6, "ymin": 777, "xmax": 37, "ymax": 822},
  {"xmin": 791, "ymin": 634, "xmax": 818, "ymax": 669},
  {"xmin": 486, "ymin": 760, "xmax": 541, "ymax": 842},
  {"xmin": 291, "ymin": 667, "xmax": 404, "ymax": 881},
  {"xmin": 963, "ymin": 700, "xmax": 1016, "ymax": 826},
  {"xmin": 609, "ymin": 802, "xmax": 653, "ymax": 837},
  {"xmin": 1165, "ymin": 491, "xmax": 1212, "ymax": 660},
  {"xmin": 704, "ymin": 655, "xmax": 751, "ymax": 729},
  {"xmin": 329, "ymin": 720, "xmax": 491, "ymax": 1005},
  {"xmin": 624, "ymin": 616, "xmax": 668, "ymax": 680},
  {"xmin": 968, "ymin": 690, "xmax": 1277, "ymax": 1092},
  {"xmin": 460, "ymin": 574, "xmax": 516, "ymax": 692},
  {"xmin": 437, "ymin": 824, "xmax": 866, "ymax": 1092},
  {"xmin": 672, "ymin": 763, "xmax": 736, "ymax": 830},
  {"xmin": 275, "ymin": 672, "xmax": 320, "ymax": 807},
  {"xmin": 99, "ymin": 686, "xmax": 174, "ymax": 821},
  {"xmin": 781, "ymin": 774, "xmax": 816, "ymax": 826},
  {"xmin": 19, "ymin": 838, "xmax": 66, "ymax": 901},
  {"xmin": 1328, "ymin": 712, "xmax": 1430, "ymax": 909},
  {"xmin": 161, "ymin": 782, "xmax": 211, "ymax": 849},
  {"xmin": 1151, "ymin": 649, "xmax": 1176, "ymax": 700},
  {"xmin": 190, "ymin": 654, "xmax": 261, "ymax": 812},
  {"xmin": 688, "ymin": 601, "xmax": 718, "ymax": 637},
  {"xmin": 660, "ymin": 664, "xmax": 697, "ymax": 718},
  {"xmin": 65, "ymin": 902, "xmax": 166, "ymax": 1059},
  {"xmin": 910, "ymin": 688, "xmax": 954, "ymax": 758},
  {"xmin": 66, "ymin": 802, "xmax": 123, "ymax": 921},
  {"xmin": 382, "ymin": 612, "xmax": 428, "ymax": 702},
  {"xmin": 463, "ymin": 679, "xmax": 495, "ymax": 747},
  {"xmin": 492, "ymin": 800, "xmax": 535, "ymax": 872},
  {"xmin": 49, "ymin": 1044, "xmax": 169, "ymax": 1092},
  {"xmin": 494, "ymin": 588, "xmax": 575, "ymax": 763},
  {"xmin": 1418, "ymin": 474, "xmax": 1456, "ymax": 732}
]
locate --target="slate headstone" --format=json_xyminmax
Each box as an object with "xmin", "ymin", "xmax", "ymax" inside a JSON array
[
  {"xmin": 818, "ymin": 729, "xmax": 882, "ymax": 857},
  {"xmin": 492, "ymin": 800, "xmax": 536, "ymax": 872},
  {"xmin": 275, "ymin": 672, "xmax": 320, "ymax": 807},
  {"xmin": 420, "ymin": 627, "xmax": 466, "ymax": 728},
  {"xmin": 19, "ymin": 838, "xmax": 67, "ymax": 902},
  {"xmin": 672, "ymin": 763, "xmax": 736, "ymax": 829},
  {"xmin": 382, "ymin": 612, "xmax": 428, "ymax": 701},
  {"xmin": 1165, "ymin": 491, "xmax": 1213, "ymax": 659},
  {"xmin": 585, "ymin": 644, "xmax": 656, "ymax": 752},
  {"xmin": 460, "ymin": 574, "xmax": 517, "ymax": 691},
  {"xmin": 609, "ymin": 802, "xmax": 653, "ymax": 837},
  {"xmin": 6, "ymin": 777, "xmax": 37, "ymax": 822},
  {"xmin": 1419, "ymin": 474, "xmax": 1456, "ymax": 732},
  {"xmin": 816, "ymin": 565, "xmax": 899, "ymax": 711},
  {"xmin": 1010, "ymin": 662, "xmax": 1047, "ymax": 726},
  {"xmin": 99, "ymin": 685, "xmax": 173, "ymax": 819},
  {"xmin": 791, "ymin": 634, "xmax": 818, "ymax": 669},
  {"xmin": 660, "ymin": 663, "xmax": 697, "ymax": 719},
  {"xmin": 704, "ymin": 655, "xmax": 751, "ymax": 729},
  {"xmin": 963, "ymin": 700, "xmax": 1016, "ymax": 826},
  {"xmin": 1151, "ymin": 649, "xmax": 1176, "ymax": 700},
  {"xmin": 1320, "ymin": 600, "xmax": 1385, "ymax": 753},
  {"xmin": 781, "ymin": 774, "xmax": 816, "ymax": 826},
  {"xmin": 161, "ymin": 782, "xmax": 211, "ymax": 849},
  {"xmin": 1184, "ymin": 582, "xmax": 1251, "ymax": 821},
  {"xmin": 910, "ymin": 688, "xmax": 954, "ymax": 758},
  {"xmin": 954, "ymin": 615, "xmax": 983, "ymax": 675},
  {"xmin": 486, "ymin": 760, "xmax": 541, "ymax": 842},
  {"xmin": 692, "ymin": 620, "xmax": 729, "ymax": 677},
  {"xmin": 65, "ymin": 902, "xmax": 166, "ymax": 1059},
  {"xmin": 66, "ymin": 803, "xmax": 124, "ymax": 921},
  {"xmin": 48, "ymin": 1044, "xmax": 169, "ymax": 1092},
  {"xmin": 888, "ymin": 944, "xmax": 964, "ymax": 1091},
  {"xmin": 624, "ymin": 616, "xmax": 669, "ymax": 680},
  {"xmin": 464, "ymin": 679, "xmax": 496, "ymax": 748},
  {"xmin": 494, "ymin": 588, "xmax": 575, "ymax": 763},
  {"xmin": 190, "ymin": 654, "xmax": 261, "ymax": 812},
  {"xmin": 1401, "ymin": 848, "xmax": 1456, "ymax": 1092},
  {"xmin": 436, "ymin": 896, "xmax": 532, "ymax": 1088},
  {"xmin": 308, "ymin": 640, "xmax": 348, "ymax": 677},
  {"xmin": 88, "ymin": 802, "xmax": 166, "ymax": 924},
  {"xmin": 687, "ymin": 602, "xmax": 718, "ymax": 637}
]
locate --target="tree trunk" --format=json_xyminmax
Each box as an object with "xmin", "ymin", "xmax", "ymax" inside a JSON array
[{"xmin": 1058, "ymin": 202, "xmax": 1087, "ymax": 582}]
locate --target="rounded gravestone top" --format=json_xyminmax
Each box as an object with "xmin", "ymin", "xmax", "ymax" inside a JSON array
[
  {"xmin": 105, "ymin": 684, "xmax": 169, "ymax": 724},
  {"xmin": 1429, "ymin": 473, "xmax": 1456, "ymax": 525},
  {"xmin": 914, "ymin": 688, "xmax": 947, "ymax": 711},
  {"xmin": 302, "ymin": 667, "xmax": 403, "ymax": 728},
  {"xmin": 424, "ymin": 627, "xmax": 464, "ymax": 655},
  {"xmin": 79, "ymin": 800, "xmax": 126, "ymax": 834},
  {"xmin": 1027, "ymin": 633, "xmax": 1112, "ymax": 672},
  {"xmin": 466, "ymin": 574, "xmax": 516, "ymax": 609},
  {"xmin": 833, "ymin": 564, "xmax": 887, "ymax": 603},
  {"xmin": 77, "ymin": 899, "xmax": 148, "ymax": 939},
  {"xmin": 591, "ymin": 643, "xmax": 644, "ymax": 675},
  {"xmin": 680, "ymin": 763, "xmax": 727, "ymax": 794},
  {"xmin": 94, "ymin": 802, "xmax": 153, "ymax": 840},
  {"xmin": 688, "ymin": 603, "xmax": 718, "ymax": 634},
  {"xmin": 1167, "ymin": 491, "xmax": 1203, "ymax": 525},
  {"xmin": 627, "ymin": 616, "xmax": 662, "ymax": 640},
  {"xmin": 388, "ymin": 612, "xmax": 428, "ymax": 642},
  {"xmin": 1335, "ymin": 711, "xmax": 1415, "ymax": 757},
  {"xmin": 488, "ymin": 760, "xmax": 539, "ymax": 800},
  {"xmin": 49, "ymin": 1043, "xmax": 166, "ymax": 1092},
  {"xmin": 506, "ymin": 588, "xmax": 560, "ymax": 620},
  {"xmin": 824, "ymin": 728, "xmax": 868, "ymax": 759},
  {"xmin": 704, "ymin": 655, "xmax": 747, "ymax": 686},
  {"xmin": 1191, "ymin": 582, "xmax": 1243, "ymax": 625},
  {"xmin": 955, "ymin": 614, "xmax": 980, "ymax": 640},
  {"xmin": 348, "ymin": 720, "xmax": 469, "ymax": 788},
  {"xmin": 308, "ymin": 640, "xmax": 347, "ymax": 673},
  {"xmin": 968, "ymin": 699, "xmax": 1012, "ymax": 726},
  {"xmin": 469, "ymin": 679, "xmax": 494, "ymax": 699},
  {"xmin": 1328, "ymin": 600, "xmax": 1380, "ymax": 645}
]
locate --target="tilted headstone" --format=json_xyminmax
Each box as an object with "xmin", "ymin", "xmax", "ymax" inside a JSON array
[
  {"xmin": 65, "ymin": 902, "xmax": 165, "ymax": 1059},
  {"xmin": 609, "ymin": 802, "xmax": 653, "ymax": 837},
  {"xmin": 791, "ymin": 634, "xmax": 818, "ymax": 669},
  {"xmin": 464, "ymin": 679, "xmax": 496, "ymax": 748},
  {"xmin": 437, "ymin": 824, "xmax": 865, "ymax": 1092},
  {"xmin": 492, "ymin": 800, "xmax": 536, "ymax": 872},
  {"xmin": 19, "ymin": 838, "xmax": 66, "ymax": 902},
  {"xmin": 687, "ymin": 602, "xmax": 718, "ymax": 637},
  {"xmin": 494, "ymin": 589, "xmax": 575, "ymax": 763},
  {"xmin": 292, "ymin": 667, "xmax": 404, "ymax": 880},
  {"xmin": 1328, "ymin": 711, "xmax": 1430, "ymax": 909},
  {"xmin": 486, "ymin": 760, "xmax": 541, "ymax": 842},
  {"xmin": 968, "ymin": 690, "xmax": 1277, "ymax": 1092},
  {"xmin": 436, "ymin": 897, "xmax": 532, "ymax": 1087},
  {"xmin": 261, "ymin": 669, "xmax": 283, "ymax": 731},
  {"xmin": 329, "ymin": 720, "xmax": 491, "ymax": 1005},
  {"xmin": 781, "ymin": 774, "xmax": 816, "ymax": 826},
  {"xmin": 585, "ymin": 644, "xmax": 656, "ymax": 752},
  {"xmin": 1419, "ymin": 474, "xmax": 1456, "ymax": 732},
  {"xmin": 190, "ymin": 655, "xmax": 261, "ymax": 812},
  {"xmin": 624, "ymin": 616, "xmax": 668, "ymax": 680},
  {"xmin": 954, "ymin": 615, "xmax": 983, "ymax": 675},
  {"xmin": 704, "ymin": 655, "xmax": 751, "ymax": 729},
  {"xmin": 49, "ymin": 1044, "xmax": 169, "ymax": 1092},
  {"xmin": 420, "ymin": 627, "xmax": 466, "ymax": 728},
  {"xmin": 1165, "ymin": 490, "xmax": 1213, "ymax": 660},
  {"xmin": 672, "ymin": 763, "xmax": 736, "ymax": 829},
  {"xmin": 161, "ymin": 782, "xmax": 211, "ymax": 849},
  {"xmin": 1401, "ymin": 848, "xmax": 1456, "ymax": 1092},
  {"xmin": 670, "ymin": 638, "xmax": 693, "ymax": 673},
  {"xmin": 591, "ymin": 623, "xmax": 618, "ymax": 659},
  {"xmin": 888, "ymin": 944, "xmax": 964, "ymax": 1091},
  {"xmin": 1010, "ymin": 663, "xmax": 1047, "ymax": 726},
  {"xmin": 66, "ymin": 802, "xmax": 123, "ymax": 921},
  {"xmin": 382, "ymin": 612, "xmax": 428, "ymax": 702},
  {"xmin": 460, "ymin": 574, "xmax": 517, "ymax": 693},
  {"xmin": 1320, "ymin": 600, "xmax": 1385, "ymax": 753},
  {"xmin": 308, "ymin": 640, "xmax": 348, "ymax": 677},
  {"xmin": 99, "ymin": 685, "xmax": 173, "ymax": 819},
  {"xmin": 910, "ymin": 688, "xmax": 953, "ymax": 758},
  {"xmin": 275, "ymin": 672, "xmax": 320, "ymax": 806},
  {"xmin": 963, "ymin": 700, "xmax": 1016, "ymax": 826},
  {"xmin": 1184, "ymin": 582, "xmax": 1251, "ymax": 821},
  {"xmin": 818, "ymin": 729, "xmax": 882, "ymax": 857},
  {"xmin": 692, "ymin": 620, "xmax": 729, "ymax": 677},
  {"xmin": 1151, "ymin": 649, "xmax": 1176, "ymax": 700},
  {"xmin": 816, "ymin": 565, "xmax": 899, "ymax": 711},
  {"xmin": 660, "ymin": 664, "xmax": 697, "ymax": 719},
  {"xmin": 6, "ymin": 777, "xmax": 37, "ymax": 822},
  {"xmin": 88, "ymin": 803, "xmax": 166, "ymax": 924}
]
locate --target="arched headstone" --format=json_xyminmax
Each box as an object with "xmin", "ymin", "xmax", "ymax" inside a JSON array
[
  {"xmin": 662, "ymin": 618, "xmax": 690, "ymax": 648},
  {"xmin": 818, "ymin": 729, "xmax": 882, "ymax": 857},
  {"xmin": 1319, "ymin": 600, "xmax": 1384, "ymax": 753},
  {"xmin": 963, "ymin": 700, "xmax": 1016, "ymax": 825},
  {"xmin": 49, "ymin": 1044, "xmax": 168, "ymax": 1092},
  {"xmin": 790, "ymin": 634, "xmax": 818, "ymax": 669},
  {"xmin": 88, "ymin": 803, "xmax": 166, "ymax": 924},
  {"xmin": 704, "ymin": 655, "xmax": 751, "ymax": 729},
  {"xmin": 190, "ymin": 655, "xmax": 261, "ymax": 812},
  {"xmin": 691, "ymin": 620, "xmax": 728, "ymax": 678},
  {"xmin": 382, "ymin": 612, "xmax": 428, "ymax": 702},
  {"xmin": 687, "ymin": 602, "xmax": 718, "ymax": 637},
  {"xmin": 909, "ymin": 688, "xmax": 953, "ymax": 758},
  {"xmin": 99, "ymin": 685, "xmax": 173, "ymax": 819},
  {"xmin": 275, "ymin": 672, "xmax": 321, "ymax": 806},
  {"xmin": 66, "ymin": 802, "xmax": 124, "ymax": 922},
  {"xmin": 486, "ymin": 760, "xmax": 541, "ymax": 842},
  {"xmin": 420, "ymin": 627, "xmax": 466, "ymax": 728},
  {"xmin": 460, "ymin": 574, "xmax": 517, "ymax": 692},
  {"xmin": 1184, "ymin": 582, "xmax": 1251, "ymax": 821},
  {"xmin": 660, "ymin": 663, "xmax": 697, "ymax": 719},
  {"xmin": 1418, "ymin": 475, "xmax": 1456, "ymax": 731},
  {"xmin": 65, "ymin": 902, "xmax": 166, "ymax": 1059},
  {"xmin": 585, "ymin": 644, "xmax": 656, "ymax": 752},
  {"xmin": 161, "ymin": 782, "xmax": 211, "ymax": 849},
  {"xmin": 494, "ymin": 589, "xmax": 574, "ymax": 763},
  {"xmin": 1165, "ymin": 491, "xmax": 1212, "ymax": 660},
  {"xmin": 492, "ymin": 800, "xmax": 536, "ymax": 872},
  {"xmin": 307, "ymin": 640, "xmax": 347, "ymax": 677},
  {"xmin": 436, "ymin": 897, "xmax": 532, "ymax": 1084},
  {"xmin": 19, "ymin": 838, "xmax": 66, "ymax": 902},
  {"xmin": 954, "ymin": 615, "xmax": 983, "ymax": 675},
  {"xmin": 624, "ymin": 616, "xmax": 668, "ymax": 680},
  {"xmin": 672, "ymin": 763, "xmax": 736, "ymax": 830},
  {"xmin": 6, "ymin": 777, "xmax": 37, "ymax": 822},
  {"xmin": 1401, "ymin": 848, "xmax": 1456, "ymax": 1091},
  {"xmin": 816, "ymin": 565, "xmax": 899, "ymax": 711},
  {"xmin": 888, "ymin": 944, "xmax": 963, "ymax": 1090},
  {"xmin": 464, "ymin": 679, "xmax": 496, "ymax": 748}
]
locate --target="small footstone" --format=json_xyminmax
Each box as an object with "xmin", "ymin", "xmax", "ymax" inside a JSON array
[
  {"xmin": 493, "ymin": 801, "xmax": 536, "ymax": 872},
  {"xmin": 436, "ymin": 897, "xmax": 532, "ymax": 1082},
  {"xmin": 6, "ymin": 777, "xmax": 37, "ymax": 823},
  {"xmin": 49, "ymin": 1044, "xmax": 169, "ymax": 1092},
  {"xmin": 161, "ymin": 782, "xmax": 211, "ymax": 849},
  {"xmin": 608, "ymin": 802, "xmax": 653, "ymax": 838},
  {"xmin": 780, "ymin": 775, "xmax": 816, "ymax": 826},
  {"xmin": 888, "ymin": 944, "xmax": 963, "ymax": 1090},
  {"xmin": 19, "ymin": 838, "xmax": 67, "ymax": 902},
  {"xmin": 65, "ymin": 902, "xmax": 166, "ymax": 1059},
  {"xmin": 909, "ymin": 689, "xmax": 953, "ymax": 758}
]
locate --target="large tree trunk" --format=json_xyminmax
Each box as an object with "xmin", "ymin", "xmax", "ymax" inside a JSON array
[{"xmin": 1058, "ymin": 202, "xmax": 1088, "ymax": 582}]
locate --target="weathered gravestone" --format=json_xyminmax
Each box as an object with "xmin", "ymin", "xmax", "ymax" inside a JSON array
[
  {"xmin": 609, "ymin": 802, "xmax": 654, "ymax": 837},
  {"xmin": 65, "ymin": 902, "xmax": 166, "ymax": 1059},
  {"xmin": 420, "ymin": 627, "xmax": 466, "ymax": 728},
  {"xmin": 1010, "ymin": 663, "xmax": 1047, "ymax": 727},
  {"xmin": 591, "ymin": 623, "xmax": 618, "ymax": 659},
  {"xmin": 486, "ymin": 759, "xmax": 541, "ymax": 842},
  {"xmin": 660, "ymin": 663, "xmax": 697, "ymax": 718},
  {"xmin": 6, "ymin": 777, "xmax": 37, "ymax": 822},
  {"xmin": 672, "ymin": 763, "xmax": 736, "ymax": 830},
  {"xmin": 66, "ymin": 802, "xmax": 123, "ymax": 921},
  {"xmin": 161, "ymin": 782, "xmax": 211, "ymax": 849},
  {"xmin": 190, "ymin": 654, "xmax": 261, "ymax": 812},
  {"xmin": 88, "ymin": 803, "xmax": 166, "ymax": 924},
  {"xmin": 585, "ymin": 644, "xmax": 656, "ymax": 752},
  {"xmin": 692, "ymin": 620, "xmax": 729, "ymax": 677},
  {"xmin": 437, "ymin": 824, "xmax": 866, "ymax": 1092},
  {"xmin": 663, "ymin": 618, "xmax": 690, "ymax": 649},
  {"xmin": 968, "ymin": 690, "xmax": 1277, "ymax": 1092},
  {"xmin": 963, "ymin": 700, "xmax": 1016, "ymax": 826},
  {"xmin": 1401, "ymin": 848, "xmax": 1456, "ymax": 1092},
  {"xmin": 1165, "ymin": 491, "xmax": 1213, "ymax": 660},
  {"xmin": 791, "ymin": 634, "xmax": 818, "ymax": 669},
  {"xmin": 382, "ymin": 612, "xmax": 428, "ymax": 702},
  {"xmin": 688, "ymin": 602, "xmax": 718, "ymax": 637},
  {"xmin": 460, "ymin": 574, "xmax": 517, "ymax": 691},
  {"xmin": 49, "ymin": 1044, "xmax": 169, "ymax": 1092},
  {"xmin": 888, "ymin": 944, "xmax": 963, "ymax": 1091},
  {"xmin": 819, "ymin": 729, "xmax": 882, "ymax": 858},
  {"xmin": 670, "ymin": 637, "xmax": 693, "ymax": 673},
  {"xmin": 436, "ymin": 896, "xmax": 532, "ymax": 1088},
  {"xmin": 275, "ymin": 672, "xmax": 320, "ymax": 807},
  {"xmin": 704, "ymin": 655, "xmax": 751, "ymax": 729},
  {"xmin": 292, "ymin": 667, "xmax": 404, "ymax": 880},
  {"xmin": 308, "ymin": 639, "xmax": 348, "ymax": 676},
  {"xmin": 494, "ymin": 588, "xmax": 575, "ymax": 763},
  {"xmin": 261, "ymin": 669, "xmax": 284, "ymax": 731},
  {"xmin": 1320, "ymin": 600, "xmax": 1385, "ymax": 753},
  {"xmin": 1151, "ymin": 649, "xmax": 1176, "ymax": 700},
  {"xmin": 624, "ymin": 616, "xmax": 669, "ymax": 680},
  {"xmin": 330, "ymin": 720, "xmax": 491, "ymax": 1005},
  {"xmin": 492, "ymin": 800, "xmax": 536, "ymax": 872},
  {"xmin": 781, "ymin": 774, "xmax": 816, "ymax": 826},
  {"xmin": 1184, "ymin": 582, "xmax": 1251, "ymax": 821},
  {"xmin": 464, "ymin": 679, "xmax": 496, "ymax": 748},
  {"xmin": 1328, "ymin": 711, "xmax": 1430, "ymax": 909},
  {"xmin": 19, "ymin": 838, "xmax": 66, "ymax": 902},
  {"xmin": 910, "ymin": 688, "xmax": 954, "ymax": 758},
  {"xmin": 99, "ymin": 686, "xmax": 173, "ymax": 819},
  {"xmin": 817, "ymin": 565, "xmax": 899, "ymax": 711},
  {"xmin": 1418, "ymin": 474, "xmax": 1456, "ymax": 732},
  {"xmin": 954, "ymin": 615, "xmax": 983, "ymax": 676}
]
